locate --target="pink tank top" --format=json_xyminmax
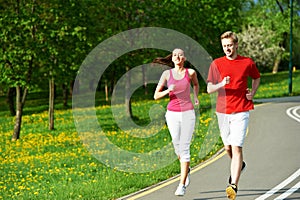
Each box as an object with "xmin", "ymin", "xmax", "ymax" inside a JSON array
[{"xmin": 167, "ymin": 69, "xmax": 194, "ymax": 112}]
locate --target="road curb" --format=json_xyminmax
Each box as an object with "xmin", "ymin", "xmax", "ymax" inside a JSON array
[{"xmin": 254, "ymin": 96, "xmax": 300, "ymax": 103}]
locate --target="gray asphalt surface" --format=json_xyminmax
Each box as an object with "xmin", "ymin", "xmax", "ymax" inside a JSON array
[{"xmin": 119, "ymin": 96, "xmax": 300, "ymax": 200}]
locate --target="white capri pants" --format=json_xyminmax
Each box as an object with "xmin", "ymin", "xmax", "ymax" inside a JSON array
[
  {"xmin": 216, "ymin": 111, "xmax": 249, "ymax": 147},
  {"xmin": 165, "ymin": 110, "xmax": 196, "ymax": 163}
]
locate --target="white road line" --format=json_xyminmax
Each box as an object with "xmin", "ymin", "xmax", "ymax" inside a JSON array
[
  {"xmin": 255, "ymin": 168, "xmax": 300, "ymax": 200},
  {"xmin": 274, "ymin": 181, "xmax": 300, "ymax": 200},
  {"xmin": 286, "ymin": 105, "xmax": 300, "ymax": 123}
]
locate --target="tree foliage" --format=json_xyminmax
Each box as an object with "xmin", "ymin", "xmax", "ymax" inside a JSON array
[
  {"xmin": 0, "ymin": 0, "xmax": 43, "ymax": 140},
  {"xmin": 239, "ymin": 0, "xmax": 300, "ymax": 72},
  {"xmin": 237, "ymin": 26, "xmax": 285, "ymax": 72},
  {"xmin": 0, "ymin": 0, "xmax": 95, "ymax": 138},
  {"xmin": 2, "ymin": 0, "xmax": 299, "ymax": 139}
]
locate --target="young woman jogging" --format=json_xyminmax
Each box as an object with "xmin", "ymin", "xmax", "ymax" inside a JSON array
[{"xmin": 153, "ymin": 48, "xmax": 199, "ymax": 196}]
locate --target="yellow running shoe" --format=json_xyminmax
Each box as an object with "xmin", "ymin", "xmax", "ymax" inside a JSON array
[{"xmin": 226, "ymin": 184, "xmax": 237, "ymax": 200}]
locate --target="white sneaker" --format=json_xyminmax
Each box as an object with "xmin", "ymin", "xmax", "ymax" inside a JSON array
[
  {"xmin": 175, "ymin": 184, "xmax": 186, "ymax": 196},
  {"xmin": 185, "ymin": 167, "xmax": 191, "ymax": 187}
]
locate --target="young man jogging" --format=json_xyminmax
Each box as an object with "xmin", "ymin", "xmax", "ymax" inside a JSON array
[{"xmin": 206, "ymin": 31, "xmax": 260, "ymax": 199}]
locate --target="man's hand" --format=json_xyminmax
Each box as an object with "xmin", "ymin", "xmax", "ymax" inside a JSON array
[
  {"xmin": 222, "ymin": 76, "xmax": 230, "ymax": 86},
  {"xmin": 246, "ymin": 88, "xmax": 253, "ymax": 100}
]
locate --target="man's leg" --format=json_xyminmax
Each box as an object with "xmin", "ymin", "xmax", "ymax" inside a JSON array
[
  {"xmin": 226, "ymin": 146, "xmax": 243, "ymax": 199},
  {"xmin": 229, "ymin": 112, "xmax": 249, "ymax": 185},
  {"xmin": 230, "ymin": 146, "xmax": 243, "ymax": 186},
  {"xmin": 226, "ymin": 112, "xmax": 248, "ymax": 199},
  {"xmin": 224, "ymin": 145, "xmax": 232, "ymax": 159}
]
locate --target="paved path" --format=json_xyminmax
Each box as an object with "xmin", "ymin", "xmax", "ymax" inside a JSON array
[{"xmin": 119, "ymin": 96, "xmax": 300, "ymax": 200}]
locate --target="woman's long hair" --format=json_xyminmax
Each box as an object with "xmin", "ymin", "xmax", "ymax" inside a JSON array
[{"xmin": 152, "ymin": 54, "xmax": 174, "ymax": 67}]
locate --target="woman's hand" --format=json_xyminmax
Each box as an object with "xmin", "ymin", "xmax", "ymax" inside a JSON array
[
  {"xmin": 194, "ymin": 97, "xmax": 199, "ymax": 106},
  {"xmin": 168, "ymin": 84, "xmax": 175, "ymax": 92}
]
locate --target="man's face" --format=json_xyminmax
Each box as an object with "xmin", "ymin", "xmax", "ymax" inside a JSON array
[{"xmin": 221, "ymin": 38, "xmax": 238, "ymax": 58}]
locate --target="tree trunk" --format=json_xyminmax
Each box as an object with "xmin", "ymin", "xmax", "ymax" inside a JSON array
[
  {"xmin": 12, "ymin": 86, "xmax": 27, "ymax": 141},
  {"xmin": 109, "ymin": 69, "xmax": 116, "ymax": 94},
  {"xmin": 62, "ymin": 83, "xmax": 68, "ymax": 107},
  {"xmin": 71, "ymin": 79, "xmax": 79, "ymax": 95},
  {"xmin": 272, "ymin": 59, "xmax": 280, "ymax": 74},
  {"xmin": 105, "ymin": 79, "xmax": 109, "ymax": 102},
  {"xmin": 6, "ymin": 87, "xmax": 16, "ymax": 116},
  {"xmin": 49, "ymin": 78, "xmax": 55, "ymax": 130},
  {"xmin": 272, "ymin": 52, "xmax": 282, "ymax": 74},
  {"xmin": 125, "ymin": 66, "xmax": 132, "ymax": 118},
  {"xmin": 142, "ymin": 65, "xmax": 148, "ymax": 95}
]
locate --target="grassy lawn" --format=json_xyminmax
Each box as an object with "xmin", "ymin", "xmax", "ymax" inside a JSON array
[
  {"xmin": 254, "ymin": 70, "xmax": 300, "ymax": 98},
  {"xmin": 0, "ymin": 70, "xmax": 299, "ymax": 199}
]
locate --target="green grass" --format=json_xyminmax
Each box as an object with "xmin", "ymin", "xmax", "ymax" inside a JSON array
[
  {"xmin": 0, "ymin": 91, "xmax": 220, "ymax": 200},
  {"xmin": 254, "ymin": 70, "xmax": 300, "ymax": 98},
  {"xmin": 0, "ymin": 70, "xmax": 299, "ymax": 199}
]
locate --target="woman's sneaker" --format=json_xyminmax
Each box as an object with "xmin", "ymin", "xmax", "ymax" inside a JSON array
[
  {"xmin": 226, "ymin": 183, "xmax": 237, "ymax": 200},
  {"xmin": 175, "ymin": 184, "xmax": 186, "ymax": 196},
  {"xmin": 228, "ymin": 161, "xmax": 246, "ymax": 184},
  {"xmin": 185, "ymin": 167, "xmax": 191, "ymax": 187}
]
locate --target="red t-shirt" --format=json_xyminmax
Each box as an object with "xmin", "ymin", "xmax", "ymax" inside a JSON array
[{"xmin": 207, "ymin": 55, "xmax": 260, "ymax": 114}]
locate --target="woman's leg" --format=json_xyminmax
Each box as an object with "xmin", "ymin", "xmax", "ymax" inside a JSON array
[
  {"xmin": 180, "ymin": 161, "xmax": 190, "ymax": 185},
  {"xmin": 179, "ymin": 110, "xmax": 195, "ymax": 185},
  {"xmin": 165, "ymin": 111, "xmax": 181, "ymax": 159}
]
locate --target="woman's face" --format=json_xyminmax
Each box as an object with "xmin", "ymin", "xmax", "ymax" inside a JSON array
[{"xmin": 172, "ymin": 49, "xmax": 186, "ymax": 66}]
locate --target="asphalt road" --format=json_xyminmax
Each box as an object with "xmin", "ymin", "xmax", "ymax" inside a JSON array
[{"xmin": 119, "ymin": 96, "xmax": 300, "ymax": 200}]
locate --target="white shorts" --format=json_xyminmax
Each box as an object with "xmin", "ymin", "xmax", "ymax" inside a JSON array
[{"xmin": 216, "ymin": 111, "xmax": 249, "ymax": 147}]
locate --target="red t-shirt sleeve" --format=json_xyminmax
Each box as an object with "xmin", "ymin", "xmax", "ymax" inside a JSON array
[
  {"xmin": 248, "ymin": 60, "xmax": 260, "ymax": 79},
  {"xmin": 207, "ymin": 60, "xmax": 221, "ymax": 84}
]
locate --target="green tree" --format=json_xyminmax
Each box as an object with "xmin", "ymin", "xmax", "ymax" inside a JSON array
[
  {"xmin": 0, "ymin": 0, "xmax": 44, "ymax": 140},
  {"xmin": 39, "ymin": 0, "xmax": 93, "ymax": 130},
  {"xmin": 0, "ymin": 0, "xmax": 92, "ymax": 137},
  {"xmin": 240, "ymin": 0, "xmax": 299, "ymax": 72},
  {"xmin": 94, "ymin": 0, "xmax": 246, "ymax": 103},
  {"xmin": 237, "ymin": 26, "xmax": 284, "ymax": 72},
  {"xmin": 0, "ymin": 0, "xmax": 249, "ymax": 139}
]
